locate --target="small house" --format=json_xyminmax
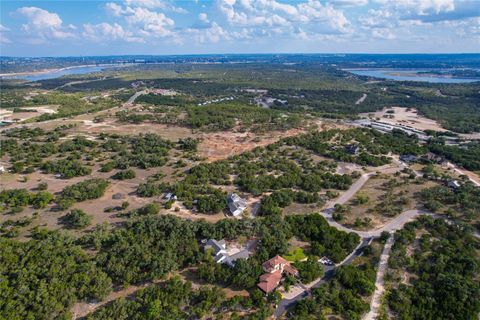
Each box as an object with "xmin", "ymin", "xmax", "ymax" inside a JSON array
[
  {"xmin": 423, "ymin": 152, "xmax": 445, "ymax": 164},
  {"xmin": 400, "ymin": 154, "xmax": 417, "ymax": 163},
  {"xmin": 204, "ymin": 239, "xmax": 251, "ymax": 267},
  {"xmin": 164, "ymin": 193, "xmax": 177, "ymax": 201},
  {"xmin": 345, "ymin": 144, "xmax": 360, "ymax": 155},
  {"xmin": 447, "ymin": 180, "xmax": 461, "ymax": 189},
  {"xmin": 227, "ymin": 193, "xmax": 247, "ymax": 216}
]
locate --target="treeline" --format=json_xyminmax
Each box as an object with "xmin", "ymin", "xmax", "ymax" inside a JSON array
[
  {"xmin": 136, "ymin": 93, "xmax": 195, "ymax": 107},
  {"xmin": 57, "ymin": 178, "xmax": 109, "ymax": 209},
  {"xmin": 286, "ymin": 214, "xmax": 360, "ymax": 263},
  {"xmin": 283, "ymin": 128, "xmax": 425, "ymax": 167},
  {"xmin": 186, "ymin": 103, "xmax": 303, "ymax": 132},
  {"xmin": 137, "ymin": 141, "xmax": 353, "ymax": 214},
  {"xmin": 0, "ymin": 232, "xmax": 112, "ymax": 320},
  {"xmin": 387, "ymin": 216, "xmax": 480, "ymax": 319},
  {"xmin": 86, "ymin": 277, "xmax": 270, "ymax": 320},
  {"xmin": 290, "ymin": 250, "xmax": 377, "ymax": 319},
  {"xmin": 0, "ymin": 188, "xmax": 54, "ymax": 213},
  {"xmin": 1, "ymin": 131, "xmax": 176, "ymax": 177},
  {"xmin": 1, "ymin": 211, "xmax": 359, "ymax": 319},
  {"xmin": 41, "ymin": 158, "xmax": 92, "ymax": 178},
  {"xmin": 419, "ymin": 183, "xmax": 480, "ymax": 223},
  {"xmin": 428, "ymin": 141, "xmax": 480, "ymax": 171}
]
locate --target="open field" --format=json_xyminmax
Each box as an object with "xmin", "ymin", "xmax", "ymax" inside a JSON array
[
  {"xmin": 340, "ymin": 174, "xmax": 436, "ymax": 230},
  {"xmin": 361, "ymin": 107, "xmax": 447, "ymax": 132}
]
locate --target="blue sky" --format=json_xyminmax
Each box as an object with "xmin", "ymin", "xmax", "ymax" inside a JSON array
[{"xmin": 1, "ymin": 0, "xmax": 479, "ymax": 56}]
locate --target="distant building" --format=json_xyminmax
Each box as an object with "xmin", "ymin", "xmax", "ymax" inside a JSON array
[
  {"xmin": 227, "ymin": 193, "xmax": 247, "ymax": 216},
  {"xmin": 423, "ymin": 152, "xmax": 445, "ymax": 164},
  {"xmin": 164, "ymin": 193, "xmax": 177, "ymax": 201},
  {"xmin": 257, "ymin": 255, "xmax": 299, "ymax": 294},
  {"xmin": 345, "ymin": 144, "xmax": 360, "ymax": 155},
  {"xmin": 447, "ymin": 180, "xmax": 461, "ymax": 189},
  {"xmin": 400, "ymin": 154, "xmax": 417, "ymax": 163}
]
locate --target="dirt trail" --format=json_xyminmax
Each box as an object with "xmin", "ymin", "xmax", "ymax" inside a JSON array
[
  {"xmin": 71, "ymin": 282, "xmax": 153, "ymax": 319},
  {"xmin": 355, "ymin": 93, "xmax": 367, "ymax": 105},
  {"xmin": 363, "ymin": 233, "xmax": 394, "ymax": 320}
]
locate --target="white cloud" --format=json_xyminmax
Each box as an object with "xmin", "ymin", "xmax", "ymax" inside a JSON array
[
  {"xmin": 217, "ymin": 0, "xmax": 352, "ymax": 34},
  {"xmin": 199, "ymin": 13, "xmax": 209, "ymax": 23},
  {"xmin": 218, "ymin": 0, "xmax": 291, "ymax": 27},
  {"xmin": 123, "ymin": 0, "xmax": 187, "ymax": 13},
  {"xmin": 124, "ymin": 7, "xmax": 174, "ymax": 36},
  {"xmin": 329, "ymin": 0, "xmax": 369, "ymax": 6},
  {"xmin": 125, "ymin": 0, "xmax": 166, "ymax": 9},
  {"xmin": 106, "ymin": 3, "xmax": 125, "ymax": 16},
  {"xmin": 372, "ymin": 28, "xmax": 395, "ymax": 39},
  {"xmin": 185, "ymin": 22, "xmax": 232, "ymax": 43},
  {"xmin": 0, "ymin": 24, "xmax": 11, "ymax": 43},
  {"xmin": 296, "ymin": 1, "xmax": 353, "ymax": 33},
  {"xmin": 105, "ymin": 2, "xmax": 176, "ymax": 38},
  {"xmin": 16, "ymin": 7, "xmax": 74, "ymax": 41},
  {"xmin": 83, "ymin": 22, "xmax": 144, "ymax": 42},
  {"xmin": 374, "ymin": 0, "xmax": 454, "ymax": 15},
  {"xmin": 359, "ymin": 9, "xmax": 393, "ymax": 28}
]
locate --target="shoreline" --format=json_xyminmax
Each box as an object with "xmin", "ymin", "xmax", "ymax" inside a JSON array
[
  {"xmin": 343, "ymin": 68, "xmax": 480, "ymax": 81},
  {"xmin": 0, "ymin": 63, "xmax": 136, "ymax": 78}
]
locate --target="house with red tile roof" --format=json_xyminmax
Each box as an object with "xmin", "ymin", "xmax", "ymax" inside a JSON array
[{"xmin": 257, "ymin": 255, "xmax": 299, "ymax": 294}]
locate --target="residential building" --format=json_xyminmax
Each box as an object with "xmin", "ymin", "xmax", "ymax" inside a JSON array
[
  {"xmin": 257, "ymin": 255, "xmax": 299, "ymax": 294},
  {"xmin": 227, "ymin": 193, "xmax": 247, "ymax": 216},
  {"xmin": 203, "ymin": 239, "xmax": 251, "ymax": 267},
  {"xmin": 400, "ymin": 154, "xmax": 417, "ymax": 163},
  {"xmin": 447, "ymin": 180, "xmax": 461, "ymax": 189},
  {"xmin": 164, "ymin": 192, "xmax": 177, "ymax": 201},
  {"xmin": 345, "ymin": 144, "xmax": 360, "ymax": 155},
  {"xmin": 423, "ymin": 152, "xmax": 445, "ymax": 164}
]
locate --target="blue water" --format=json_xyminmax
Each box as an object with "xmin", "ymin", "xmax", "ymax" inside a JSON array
[
  {"xmin": 347, "ymin": 69, "xmax": 479, "ymax": 83},
  {"xmin": 2, "ymin": 65, "xmax": 113, "ymax": 81}
]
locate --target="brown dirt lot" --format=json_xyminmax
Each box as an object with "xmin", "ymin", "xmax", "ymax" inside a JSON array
[
  {"xmin": 197, "ymin": 128, "xmax": 305, "ymax": 162},
  {"xmin": 341, "ymin": 174, "xmax": 436, "ymax": 230},
  {"xmin": 361, "ymin": 107, "xmax": 448, "ymax": 132}
]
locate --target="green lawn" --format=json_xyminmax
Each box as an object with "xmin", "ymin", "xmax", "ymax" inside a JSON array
[{"xmin": 284, "ymin": 248, "xmax": 307, "ymax": 263}]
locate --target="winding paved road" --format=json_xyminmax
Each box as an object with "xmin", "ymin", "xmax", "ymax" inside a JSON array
[{"xmin": 274, "ymin": 162, "xmax": 433, "ymax": 318}]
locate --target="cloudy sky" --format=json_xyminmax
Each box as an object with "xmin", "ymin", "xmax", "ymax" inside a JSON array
[{"xmin": 1, "ymin": 0, "xmax": 479, "ymax": 56}]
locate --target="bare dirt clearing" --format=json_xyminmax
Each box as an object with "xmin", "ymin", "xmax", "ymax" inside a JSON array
[
  {"xmin": 341, "ymin": 175, "xmax": 436, "ymax": 230},
  {"xmin": 198, "ymin": 128, "xmax": 305, "ymax": 162},
  {"xmin": 361, "ymin": 107, "xmax": 447, "ymax": 132},
  {"xmin": 0, "ymin": 105, "xmax": 59, "ymax": 122}
]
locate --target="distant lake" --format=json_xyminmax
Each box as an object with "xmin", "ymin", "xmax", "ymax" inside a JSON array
[
  {"xmin": 346, "ymin": 69, "xmax": 479, "ymax": 83},
  {"xmin": 1, "ymin": 64, "xmax": 123, "ymax": 81}
]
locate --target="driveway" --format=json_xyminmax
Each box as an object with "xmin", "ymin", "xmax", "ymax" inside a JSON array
[{"xmin": 274, "ymin": 238, "xmax": 371, "ymax": 318}]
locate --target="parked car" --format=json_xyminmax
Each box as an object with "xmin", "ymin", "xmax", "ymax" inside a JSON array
[{"xmin": 319, "ymin": 257, "xmax": 334, "ymax": 266}]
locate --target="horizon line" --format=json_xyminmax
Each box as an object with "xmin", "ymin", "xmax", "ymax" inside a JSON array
[{"xmin": 1, "ymin": 52, "xmax": 480, "ymax": 59}]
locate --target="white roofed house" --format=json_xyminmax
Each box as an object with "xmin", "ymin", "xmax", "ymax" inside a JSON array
[
  {"xmin": 203, "ymin": 239, "xmax": 251, "ymax": 267},
  {"xmin": 447, "ymin": 180, "xmax": 461, "ymax": 189},
  {"xmin": 227, "ymin": 193, "xmax": 247, "ymax": 217}
]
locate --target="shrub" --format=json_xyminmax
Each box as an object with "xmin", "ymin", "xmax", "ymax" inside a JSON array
[
  {"xmin": 111, "ymin": 169, "xmax": 136, "ymax": 180},
  {"xmin": 62, "ymin": 209, "xmax": 92, "ymax": 229}
]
